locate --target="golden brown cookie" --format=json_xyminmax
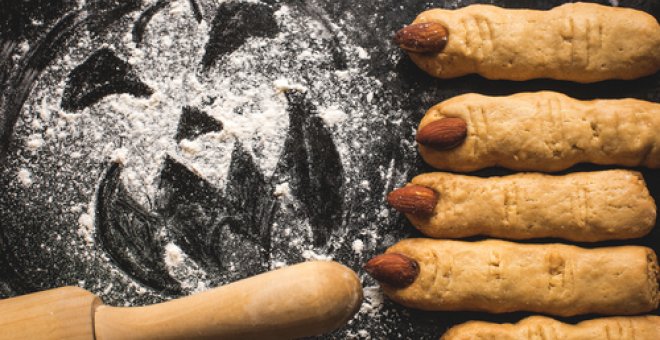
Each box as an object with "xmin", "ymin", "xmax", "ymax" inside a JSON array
[
  {"xmin": 397, "ymin": 3, "xmax": 660, "ymax": 82},
  {"xmin": 388, "ymin": 170, "xmax": 656, "ymax": 242},
  {"xmin": 365, "ymin": 239, "xmax": 659, "ymax": 316},
  {"xmin": 441, "ymin": 315, "xmax": 660, "ymax": 340},
  {"xmin": 417, "ymin": 91, "xmax": 660, "ymax": 172}
]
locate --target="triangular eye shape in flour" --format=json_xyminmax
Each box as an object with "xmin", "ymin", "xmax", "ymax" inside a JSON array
[
  {"xmin": 95, "ymin": 162, "xmax": 182, "ymax": 295},
  {"xmin": 275, "ymin": 91, "xmax": 344, "ymax": 247},
  {"xmin": 201, "ymin": 1, "xmax": 279, "ymax": 69},
  {"xmin": 0, "ymin": 0, "xmax": 140, "ymax": 155},
  {"xmin": 174, "ymin": 106, "xmax": 223, "ymax": 142},
  {"xmin": 61, "ymin": 48, "xmax": 152, "ymax": 112}
]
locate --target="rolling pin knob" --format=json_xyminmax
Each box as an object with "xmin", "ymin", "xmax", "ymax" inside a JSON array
[{"xmin": 0, "ymin": 286, "xmax": 101, "ymax": 340}]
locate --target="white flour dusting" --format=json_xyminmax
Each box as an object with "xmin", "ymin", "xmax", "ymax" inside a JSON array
[
  {"xmin": 16, "ymin": 168, "xmax": 33, "ymax": 186},
  {"xmin": 164, "ymin": 243, "xmax": 184, "ymax": 267},
  {"xmin": 8, "ymin": 0, "xmax": 409, "ymax": 336},
  {"xmin": 273, "ymin": 182, "xmax": 291, "ymax": 198},
  {"xmin": 301, "ymin": 249, "xmax": 334, "ymax": 261},
  {"xmin": 318, "ymin": 105, "xmax": 348, "ymax": 127},
  {"xmin": 352, "ymin": 239, "xmax": 365, "ymax": 255},
  {"xmin": 360, "ymin": 285, "xmax": 385, "ymax": 317},
  {"xmin": 26, "ymin": 134, "xmax": 44, "ymax": 150}
]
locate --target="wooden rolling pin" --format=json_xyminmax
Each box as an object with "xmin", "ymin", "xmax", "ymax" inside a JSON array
[{"xmin": 0, "ymin": 261, "xmax": 363, "ymax": 340}]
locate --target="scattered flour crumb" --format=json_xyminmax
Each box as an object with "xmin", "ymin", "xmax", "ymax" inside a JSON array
[
  {"xmin": 77, "ymin": 207, "xmax": 95, "ymax": 245},
  {"xmin": 378, "ymin": 208, "xmax": 389, "ymax": 219},
  {"xmin": 355, "ymin": 46, "xmax": 369, "ymax": 59},
  {"xmin": 26, "ymin": 134, "xmax": 44, "ymax": 150},
  {"xmin": 164, "ymin": 243, "xmax": 184, "ymax": 267},
  {"xmin": 31, "ymin": 119, "xmax": 42, "ymax": 129},
  {"xmin": 319, "ymin": 106, "xmax": 347, "ymax": 127},
  {"xmin": 18, "ymin": 41, "xmax": 30, "ymax": 53},
  {"xmin": 16, "ymin": 168, "xmax": 33, "ymax": 186},
  {"xmin": 302, "ymin": 249, "xmax": 333, "ymax": 261},
  {"xmin": 366, "ymin": 92, "xmax": 373, "ymax": 103},
  {"xmin": 351, "ymin": 239, "xmax": 364, "ymax": 255},
  {"xmin": 273, "ymin": 78, "xmax": 308, "ymax": 92},
  {"xmin": 273, "ymin": 182, "xmax": 291, "ymax": 197},
  {"xmin": 346, "ymin": 329, "xmax": 371, "ymax": 339},
  {"xmin": 271, "ymin": 260, "xmax": 287, "ymax": 269},
  {"xmin": 110, "ymin": 147, "xmax": 129, "ymax": 165},
  {"xmin": 179, "ymin": 139, "xmax": 203, "ymax": 155},
  {"xmin": 609, "ymin": 0, "xmax": 619, "ymax": 6},
  {"xmin": 78, "ymin": 213, "xmax": 94, "ymax": 229},
  {"xmin": 359, "ymin": 285, "xmax": 385, "ymax": 317}
]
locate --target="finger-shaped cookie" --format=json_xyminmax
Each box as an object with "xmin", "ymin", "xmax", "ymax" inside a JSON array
[
  {"xmin": 417, "ymin": 91, "xmax": 660, "ymax": 172},
  {"xmin": 388, "ymin": 170, "xmax": 656, "ymax": 242},
  {"xmin": 365, "ymin": 239, "xmax": 659, "ymax": 316},
  {"xmin": 441, "ymin": 315, "xmax": 660, "ymax": 340},
  {"xmin": 396, "ymin": 3, "xmax": 660, "ymax": 82}
]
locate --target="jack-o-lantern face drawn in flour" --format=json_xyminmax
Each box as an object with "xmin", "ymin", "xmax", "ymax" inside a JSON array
[{"xmin": 0, "ymin": 0, "xmax": 415, "ymax": 304}]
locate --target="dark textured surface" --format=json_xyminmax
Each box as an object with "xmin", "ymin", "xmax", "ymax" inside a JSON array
[{"xmin": 0, "ymin": 0, "xmax": 659, "ymax": 339}]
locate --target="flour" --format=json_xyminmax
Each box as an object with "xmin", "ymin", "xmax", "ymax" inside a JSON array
[
  {"xmin": 271, "ymin": 260, "xmax": 287, "ymax": 268},
  {"xmin": 110, "ymin": 147, "xmax": 129, "ymax": 165},
  {"xmin": 26, "ymin": 134, "xmax": 44, "ymax": 150},
  {"xmin": 318, "ymin": 105, "xmax": 348, "ymax": 127},
  {"xmin": 77, "ymin": 213, "xmax": 95, "ymax": 244},
  {"xmin": 164, "ymin": 242, "xmax": 184, "ymax": 267},
  {"xmin": 273, "ymin": 182, "xmax": 291, "ymax": 198},
  {"xmin": 16, "ymin": 168, "xmax": 33, "ymax": 187},
  {"xmin": 359, "ymin": 285, "xmax": 385, "ymax": 317},
  {"xmin": 351, "ymin": 239, "xmax": 365, "ymax": 255},
  {"xmin": 301, "ymin": 249, "xmax": 334, "ymax": 261},
  {"xmin": 272, "ymin": 78, "xmax": 308, "ymax": 93},
  {"xmin": 9, "ymin": 0, "xmax": 399, "ymax": 336},
  {"xmin": 178, "ymin": 139, "xmax": 203, "ymax": 155}
]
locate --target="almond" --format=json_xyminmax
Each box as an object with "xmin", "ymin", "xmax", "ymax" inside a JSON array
[
  {"xmin": 416, "ymin": 117, "xmax": 467, "ymax": 150},
  {"xmin": 394, "ymin": 22, "xmax": 448, "ymax": 53},
  {"xmin": 364, "ymin": 253, "xmax": 419, "ymax": 288},
  {"xmin": 387, "ymin": 185, "xmax": 438, "ymax": 215}
]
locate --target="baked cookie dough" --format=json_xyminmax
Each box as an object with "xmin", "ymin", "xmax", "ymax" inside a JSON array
[
  {"xmin": 418, "ymin": 91, "xmax": 660, "ymax": 172},
  {"xmin": 392, "ymin": 170, "xmax": 656, "ymax": 242},
  {"xmin": 375, "ymin": 239, "xmax": 659, "ymax": 316},
  {"xmin": 441, "ymin": 315, "xmax": 660, "ymax": 340},
  {"xmin": 399, "ymin": 3, "xmax": 660, "ymax": 82}
]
